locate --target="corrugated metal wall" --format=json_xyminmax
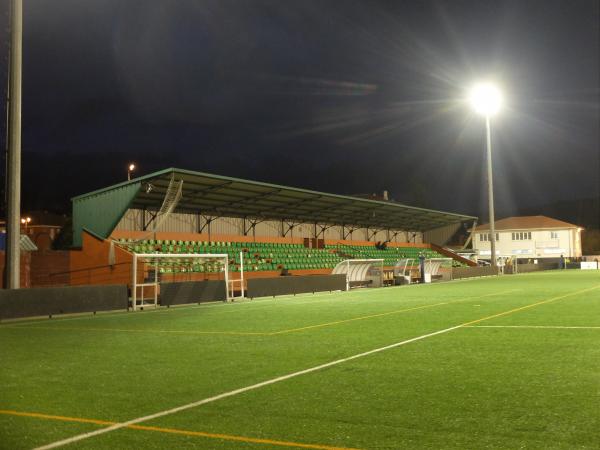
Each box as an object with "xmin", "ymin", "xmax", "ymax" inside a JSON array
[
  {"xmin": 115, "ymin": 209, "xmax": 425, "ymax": 242},
  {"xmin": 423, "ymin": 223, "xmax": 462, "ymax": 246}
]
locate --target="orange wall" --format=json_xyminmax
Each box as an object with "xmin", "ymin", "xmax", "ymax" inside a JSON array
[
  {"xmin": 30, "ymin": 251, "xmax": 70, "ymax": 287},
  {"xmin": 69, "ymin": 231, "xmax": 133, "ymax": 286},
  {"xmin": 0, "ymin": 251, "xmax": 31, "ymax": 288}
]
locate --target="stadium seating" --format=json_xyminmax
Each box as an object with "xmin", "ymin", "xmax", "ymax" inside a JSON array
[
  {"xmin": 325, "ymin": 244, "xmax": 446, "ymax": 266},
  {"xmin": 118, "ymin": 239, "xmax": 451, "ymax": 273}
]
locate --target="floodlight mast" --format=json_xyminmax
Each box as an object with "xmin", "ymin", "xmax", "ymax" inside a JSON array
[
  {"xmin": 469, "ymin": 82, "xmax": 502, "ymax": 269},
  {"xmin": 5, "ymin": 0, "xmax": 23, "ymax": 289}
]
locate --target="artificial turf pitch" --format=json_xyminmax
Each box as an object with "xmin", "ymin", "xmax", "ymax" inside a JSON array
[{"xmin": 1, "ymin": 270, "xmax": 599, "ymax": 449}]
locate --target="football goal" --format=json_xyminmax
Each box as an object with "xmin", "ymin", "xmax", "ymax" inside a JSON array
[{"xmin": 131, "ymin": 253, "xmax": 230, "ymax": 310}]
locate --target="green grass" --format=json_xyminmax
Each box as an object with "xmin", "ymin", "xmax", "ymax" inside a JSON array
[{"xmin": 1, "ymin": 271, "xmax": 599, "ymax": 449}]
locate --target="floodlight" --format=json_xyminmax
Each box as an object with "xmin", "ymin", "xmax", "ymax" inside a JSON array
[
  {"xmin": 469, "ymin": 82, "xmax": 502, "ymax": 117},
  {"xmin": 127, "ymin": 163, "xmax": 136, "ymax": 181}
]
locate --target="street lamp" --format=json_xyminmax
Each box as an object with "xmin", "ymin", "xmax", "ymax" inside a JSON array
[
  {"xmin": 469, "ymin": 82, "xmax": 502, "ymax": 269},
  {"xmin": 20, "ymin": 216, "xmax": 31, "ymax": 230},
  {"xmin": 127, "ymin": 163, "xmax": 136, "ymax": 181}
]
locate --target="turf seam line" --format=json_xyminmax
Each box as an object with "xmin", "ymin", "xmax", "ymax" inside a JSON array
[
  {"xmin": 0, "ymin": 410, "xmax": 356, "ymax": 450},
  {"xmin": 34, "ymin": 284, "xmax": 599, "ymax": 450}
]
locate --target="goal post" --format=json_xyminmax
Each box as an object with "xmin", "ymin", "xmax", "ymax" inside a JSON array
[{"xmin": 131, "ymin": 253, "xmax": 230, "ymax": 310}]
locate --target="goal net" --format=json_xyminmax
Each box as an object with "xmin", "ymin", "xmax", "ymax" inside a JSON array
[
  {"xmin": 131, "ymin": 253, "xmax": 230, "ymax": 310},
  {"xmin": 332, "ymin": 259, "xmax": 384, "ymax": 291}
]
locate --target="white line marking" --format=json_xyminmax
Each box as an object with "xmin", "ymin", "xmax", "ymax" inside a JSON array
[
  {"xmin": 34, "ymin": 324, "xmax": 463, "ymax": 450},
  {"xmin": 466, "ymin": 325, "xmax": 600, "ymax": 329},
  {"xmin": 34, "ymin": 284, "xmax": 600, "ymax": 449}
]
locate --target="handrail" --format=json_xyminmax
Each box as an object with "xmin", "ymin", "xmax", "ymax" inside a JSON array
[
  {"xmin": 48, "ymin": 261, "xmax": 132, "ymax": 277},
  {"xmin": 429, "ymin": 243, "xmax": 477, "ymax": 267}
]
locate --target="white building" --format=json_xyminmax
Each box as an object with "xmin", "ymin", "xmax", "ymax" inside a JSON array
[{"xmin": 472, "ymin": 216, "xmax": 583, "ymax": 260}]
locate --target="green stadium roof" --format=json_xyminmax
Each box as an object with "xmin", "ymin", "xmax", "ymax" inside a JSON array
[{"xmin": 72, "ymin": 168, "xmax": 476, "ymax": 246}]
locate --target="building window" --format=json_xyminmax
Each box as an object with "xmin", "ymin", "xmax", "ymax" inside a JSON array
[
  {"xmin": 512, "ymin": 231, "xmax": 531, "ymax": 241},
  {"xmin": 550, "ymin": 231, "xmax": 558, "ymax": 239},
  {"xmin": 479, "ymin": 233, "xmax": 499, "ymax": 242}
]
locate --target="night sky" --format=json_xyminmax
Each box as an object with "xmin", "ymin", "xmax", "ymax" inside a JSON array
[{"xmin": 1, "ymin": 0, "xmax": 599, "ymax": 223}]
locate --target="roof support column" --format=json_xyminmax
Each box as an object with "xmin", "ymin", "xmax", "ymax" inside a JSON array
[
  {"xmin": 316, "ymin": 223, "xmax": 334, "ymax": 240},
  {"xmin": 281, "ymin": 220, "xmax": 298, "ymax": 238},
  {"xmin": 462, "ymin": 219, "xmax": 478, "ymax": 250},
  {"xmin": 387, "ymin": 229, "xmax": 401, "ymax": 243},
  {"xmin": 143, "ymin": 209, "xmax": 159, "ymax": 231},
  {"xmin": 243, "ymin": 217, "xmax": 264, "ymax": 241},
  {"xmin": 198, "ymin": 215, "xmax": 218, "ymax": 241},
  {"xmin": 365, "ymin": 227, "xmax": 381, "ymax": 241},
  {"xmin": 343, "ymin": 225, "xmax": 356, "ymax": 240}
]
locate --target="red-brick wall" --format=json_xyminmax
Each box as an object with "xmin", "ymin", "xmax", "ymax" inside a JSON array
[
  {"xmin": 30, "ymin": 251, "xmax": 71, "ymax": 287},
  {"xmin": 69, "ymin": 232, "xmax": 133, "ymax": 286},
  {"xmin": 0, "ymin": 251, "xmax": 32, "ymax": 289}
]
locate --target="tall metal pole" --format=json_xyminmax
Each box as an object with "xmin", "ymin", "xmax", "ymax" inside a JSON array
[
  {"xmin": 5, "ymin": 0, "xmax": 23, "ymax": 289},
  {"xmin": 485, "ymin": 116, "xmax": 497, "ymax": 270}
]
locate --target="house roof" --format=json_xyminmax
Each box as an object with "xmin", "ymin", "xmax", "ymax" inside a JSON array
[{"xmin": 473, "ymin": 215, "xmax": 582, "ymax": 232}]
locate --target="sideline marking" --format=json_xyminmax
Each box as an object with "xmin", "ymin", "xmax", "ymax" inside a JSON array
[
  {"xmin": 466, "ymin": 325, "xmax": 600, "ymax": 330},
  {"xmin": 0, "ymin": 410, "xmax": 112, "ymax": 426},
  {"xmin": 0, "ymin": 410, "xmax": 356, "ymax": 450},
  {"xmin": 270, "ymin": 290, "xmax": 520, "ymax": 335},
  {"xmin": 34, "ymin": 284, "xmax": 599, "ymax": 450},
  {"xmin": 460, "ymin": 285, "xmax": 600, "ymax": 328},
  {"xmin": 33, "ymin": 325, "xmax": 466, "ymax": 450},
  {"xmin": 268, "ymin": 302, "xmax": 449, "ymax": 335}
]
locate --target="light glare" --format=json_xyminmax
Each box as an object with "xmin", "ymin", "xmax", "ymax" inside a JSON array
[{"xmin": 469, "ymin": 82, "xmax": 502, "ymax": 117}]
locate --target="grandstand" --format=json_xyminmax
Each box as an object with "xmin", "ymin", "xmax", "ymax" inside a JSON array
[{"xmin": 68, "ymin": 167, "xmax": 478, "ymax": 304}]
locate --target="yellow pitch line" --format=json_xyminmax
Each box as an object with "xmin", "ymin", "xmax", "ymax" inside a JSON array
[
  {"xmin": 0, "ymin": 409, "xmax": 359, "ymax": 450},
  {"xmin": 461, "ymin": 284, "xmax": 600, "ymax": 328},
  {"xmin": 268, "ymin": 289, "xmax": 518, "ymax": 335},
  {"xmin": 129, "ymin": 424, "xmax": 359, "ymax": 450},
  {"xmin": 268, "ymin": 302, "xmax": 450, "ymax": 335},
  {"xmin": 4, "ymin": 289, "xmax": 519, "ymax": 337},
  {"xmin": 0, "ymin": 410, "xmax": 113, "ymax": 426}
]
